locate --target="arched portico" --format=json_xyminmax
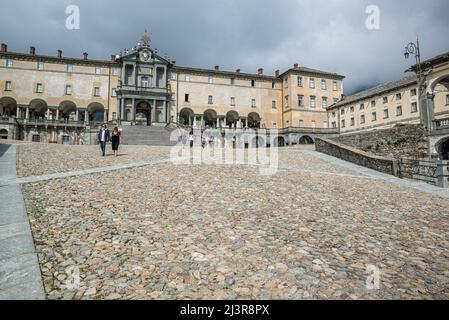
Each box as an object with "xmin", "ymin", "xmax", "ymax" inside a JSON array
[
  {"xmin": 135, "ymin": 101, "xmax": 152, "ymax": 126},
  {"xmin": 0, "ymin": 129, "xmax": 8, "ymax": 139},
  {"xmin": 203, "ymin": 109, "xmax": 217, "ymax": 128},
  {"xmin": 179, "ymin": 108, "xmax": 194, "ymax": 126},
  {"xmin": 226, "ymin": 111, "xmax": 239, "ymax": 129},
  {"xmin": 0, "ymin": 97, "xmax": 17, "ymax": 117},
  {"xmin": 435, "ymin": 136, "xmax": 449, "ymax": 160},
  {"xmin": 87, "ymin": 103, "xmax": 106, "ymax": 123},
  {"xmin": 299, "ymin": 135, "xmax": 315, "ymax": 145},
  {"xmin": 59, "ymin": 101, "xmax": 77, "ymax": 120},
  {"xmin": 248, "ymin": 112, "xmax": 261, "ymax": 129}
]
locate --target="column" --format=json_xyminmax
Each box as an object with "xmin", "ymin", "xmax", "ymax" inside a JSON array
[
  {"xmin": 56, "ymin": 109, "xmax": 59, "ymax": 121},
  {"xmin": 75, "ymin": 110, "xmax": 79, "ymax": 122},
  {"xmin": 245, "ymin": 119, "xmax": 248, "ymax": 128},
  {"xmin": 132, "ymin": 98, "xmax": 135, "ymax": 121},
  {"xmin": 46, "ymin": 109, "xmax": 50, "ymax": 120},
  {"xmin": 193, "ymin": 116, "xmax": 197, "ymax": 128},
  {"xmin": 85, "ymin": 110, "xmax": 89, "ymax": 124},
  {"xmin": 25, "ymin": 107, "xmax": 30, "ymax": 120},
  {"xmin": 120, "ymin": 99, "xmax": 125, "ymax": 121},
  {"xmin": 200, "ymin": 115, "xmax": 204, "ymax": 128},
  {"xmin": 104, "ymin": 110, "xmax": 108, "ymax": 123},
  {"xmin": 223, "ymin": 117, "xmax": 227, "ymax": 128},
  {"xmin": 217, "ymin": 117, "xmax": 220, "ymax": 128},
  {"xmin": 151, "ymin": 100, "xmax": 156, "ymax": 125},
  {"xmin": 16, "ymin": 106, "xmax": 20, "ymax": 119}
]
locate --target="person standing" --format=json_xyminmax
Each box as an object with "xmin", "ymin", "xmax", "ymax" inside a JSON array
[
  {"xmin": 111, "ymin": 127, "xmax": 122, "ymax": 157},
  {"xmin": 189, "ymin": 130, "xmax": 194, "ymax": 148},
  {"xmin": 97, "ymin": 124, "xmax": 110, "ymax": 157}
]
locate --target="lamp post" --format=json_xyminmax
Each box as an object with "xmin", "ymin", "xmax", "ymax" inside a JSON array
[{"xmin": 405, "ymin": 37, "xmax": 431, "ymax": 158}]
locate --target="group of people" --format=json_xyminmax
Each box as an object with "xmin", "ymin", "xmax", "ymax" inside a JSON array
[
  {"xmin": 180, "ymin": 129, "xmax": 236, "ymax": 149},
  {"xmin": 97, "ymin": 125, "xmax": 123, "ymax": 157}
]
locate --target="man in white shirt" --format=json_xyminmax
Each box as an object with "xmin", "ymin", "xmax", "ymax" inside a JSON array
[{"xmin": 97, "ymin": 124, "xmax": 110, "ymax": 156}]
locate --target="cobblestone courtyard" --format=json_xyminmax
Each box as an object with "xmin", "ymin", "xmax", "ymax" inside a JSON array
[{"xmin": 4, "ymin": 142, "xmax": 449, "ymax": 300}]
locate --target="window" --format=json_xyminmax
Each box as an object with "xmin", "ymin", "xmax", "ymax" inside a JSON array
[
  {"xmin": 332, "ymin": 81, "xmax": 338, "ymax": 91},
  {"xmin": 185, "ymin": 73, "xmax": 190, "ymax": 81},
  {"xmin": 299, "ymin": 120, "xmax": 304, "ymax": 128},
  {"xmin": 65, "ymin": 84, "xmax": 72, "ymax": 95},
  {"xmin": 37, "ymin": 60, "xmax": 44, "ymax": 70},
  {"xmin": 284, "ymin": 78, "xmax": 288, "ymax": 88},
  {"xmin": 332, "ymin": 112, "xmax": 336, "ymax": 118},
  {"xmin": 298, "ymin": 95, "xmax": 304, "ymax": 107},
  {"xmin": 341, "ymin": 120, "xmax": 345, "ymax": 128},
  {"xmin": 285, "ymin": 96, "xmax": 289, "ymax": 108},
  {"xmin": 411, "ymin": 89, "xmax": 417, "ymax": 97},
  {"xmin": 112, "ymin": 112, "xmax": 117, "ymax": 120},
  {"xmin": 231, "ymin": 97, "xmax": 235, "ymax": 106},
  {"xmin": 322, "ymin": 97, "xmax": 328, "ymax": 109},
  {"xmin": 272, "ymin": 101, "xmax": 277, "ymax": 109},
  {"xmin": 341, "ymin": 109, "xmax": 345, "ymax": 115},
  {"xmin": 446, "ymin": 95, "xmax": 449, "ymax": 105},
  {"xmin": 310, "ymin": 96, "xmax": 316, "ymax": 108},
  {"xmin": 383, "ymin": 97, "xmax": 388, "ymax": 104},
  {"xmin": 251, "ymin": 80, "xmax": 256, "ymax": 87},
  {"xmin": 321, "ymin": 79, "xmax": 327, "ymax": 90},
  {"xmin": 297, "ymin": 76, "xmax": 303, "ymax": 87},
  {"xmin": 272, "ymin": 122, "xmax": 277, "ymax": 129},
  {"xmin": 32, "ymin": 135, "xmax": 41, "ymax": 143},
  {"xmin": 67, "ymin": 64, "xmax": 73, "ymax": 72},
  {"xmin": 311, "ymin": 120, "xmax": 316, "ymax": 128},
  {"xmin": 112, "ymin": 88, "xmax": 117, "ymax": 97},
  {"xmin": 230, "ymin": 78, "xmax": 235, "ymax": 85},
  {"xmin": 170, "ymin": 72, "xmax": 177, "ymax": 80},
  {"xmin": 360, "ymin": 114, "xmax": 366, "ymax": 124},
  {"xmin": 141, "ymin": 77, "xmax": 149, "ymax": 88},
  {"xmin": 396, "ymin": 93, "xmax": 402, "ymax": 100},
  {"xmin": 411, "ymin": 102, "xmax": 418, "ymax": 113},
  {"xmin": 251, "ymin": 99, "xmax": 256, "ymax": 108},
  {"xmin": 371, "ymin": 100, "xmax": 376, "ymax": 107},
  {"xmin": 309, "ymin": 78, "xmax": 315, "ymax": 89},
  {"xmin": 185, "ymin": 94, "xmax": 189, "ymax": 102},
  {"xmin": 372, "ymin": 112, "xmax": 377, "ymax": 122},
  {"xmin": 36, "ymin": 83, "xmax": 43, "ymax": 93},
  {"xmin": 208, "ymin": 75, "xmax": 213, "ymax": 84},
  {"xmin": 331, "ymin": 122, "xmax": 337, "ymax": 129},
  {"xmin": 6, "ymin": 59, "xmax": 13, "ymax": 67},
  {"xmin": 396, "ymin": 106, "xmax": 403, "ymax": 116},
  {"xmin": 384, "ymin": 109, "xmax": 389, "ymax": 119},
  {"xmin": 208, "ymin": 95, "xmax": 213, "ymax": 104},
  {"xmin": 350, "ymin": 118, "xmax": 355, "ymax": 126},
  {"xmin": 360, "ymin": 103, "xmax": 365, "ymax": 110},
  {"xmin": 350, "ymin": 106, "xmax": 354, "ymax": 113},
  {"xmin": 95, "ymin": 66, "xmax": 102, "ymax": 74},
  {"xmin": 5, "ymin": 81, "xmax": 12, "ymax": 91},
  {"xmin": 272, "ymin": 81, "xmax": 276, "ymax": 89},
  {"xmin": 94, "ymin": 87, "xmax": 100, "ymax": 96}
]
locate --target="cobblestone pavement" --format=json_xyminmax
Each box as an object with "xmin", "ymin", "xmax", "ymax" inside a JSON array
[{"xmin": 18, "ymin": 145, "xmax": 449, "ymax": 300}]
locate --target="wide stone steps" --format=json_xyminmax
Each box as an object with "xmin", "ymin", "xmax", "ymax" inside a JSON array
[{"xmin": 121, "ymin": 125, "xmax": 178, "ymax": 146}]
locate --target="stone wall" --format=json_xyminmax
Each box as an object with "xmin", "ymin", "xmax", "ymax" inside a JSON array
[
  {"xmin": 331, "ymin": 124, "xmax": 428, "ymax": 158},
  {"xmin": 20, "ymin": 127, "xmax": 90, "ymax": 145},
  {"xmin": 316, "ymin": 138, "xmax": 400, "ymax": 176}
]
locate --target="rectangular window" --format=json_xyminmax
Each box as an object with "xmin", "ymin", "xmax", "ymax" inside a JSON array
[
  {"xmin": 360, "ymin": 114, "xmax": 366, "ymax": 124},
  {"xmin": 350, "ymin": 106, "xmax": 354, "ymax": 113},
  {"xmin": 299, "ymin": 120, "xmax": 304, "ymax": 128},
  {"xmin": 284, "ymin": 78, "xmax": 288, "ymax": 88},
  {"xmin": 446, "ymin": 95, "xmax": 449, "ymax": 105},
  {"xmin": 285, "ymin": 96, "xmax": 289, "ymax": 108},
  {"xmin": 112, "ymin": 88, "xmax": 117, "ymax": 97},
  {"xmin": 6, "ymin": 59, "xmax": 13, "ymax": 67},
  {"xmin": 5, "ymin": 81, "xmax": 12, "ymax": 91},
  {"xmin": 251, "ymin": 80, "xmax": 256, "ymax": 87},
  {"xmin": 350, "ymin": 118, "xmax": 355, "ymax": 126},
  {"xmin": 341, "ymin": 109, "xmax": 345, "ymax": 115},
  {"xmin": 272, "ymin": 81, "xmax": 276, "ymax": 89},
  {"xmin": 372, "ymin": 112, "xmax": 377, "ymax": 121},
  {"xmin": 272, "ymin": 122, "xmax": 277, "ymax": 129},
  {"xmin": 94, "ymin": 87, "xmax": 100, "ymax": 96},
  {"xmin": 95, "ymin": 66, "xmax": 102, "ymax": 74},
  {"xmin": 411, "ymin": 102, "xmax": 418, "ymax": 113},
  {"xmin": 65, "ymin": 84, "xmax": 72, "ymax": 95},
  {"xmin": 208, "ymin": 75, "xmax": 213, "ymax": 84},
  {"xmin": 332, "ymin": 81, "xmax": 338, "ymax": 91},
  {"xmin": 360, "ymin": 103, "xmax": 365, "ymax": 110},
  {"xmin": 208, "ymin": 96, "xmax": 213, "ymax": 104},
  {"xmin": 411, "ymin": 89, "xmax": 417, "ymax": 97},
  {"xmin": 384, "ymin": 109, "xmax": 389, "ymax": 119},
  {"xmin": 170, "ymin": 72, "xmax": 177, "ymax": 80},
  {"xmin": 332, "ymin": 122, "xmax": 337, "ymax": 128},
  {"xmin": 32, "ymin": 135, "xmax": 41, "ymax": 143},
  {"xmin": 231, "ymin": 97, "xmax": 235, "ymax": 106},
  {"xmin": 230, "ymin": 78, "xmax": 235, "ymax": 85},
  {"xmin": 36, "ymin": 83, "xmax": 43, "ymax": 93},
  {"xmin": 396, "ymin": 93, "xmax": 402, "ymax": 100},
  {"xmin": 321, "ymin": 79, "xmax": 327, "ymax": 90},
  {"xmin": 310, "ymin": 96, "xmax": 316, "ymax": 108},
  {"xmin": 141, "ymin": 77, "xmax": 149, "ymax": 88},
  {"xmin": 341, "ymin": 120, "xmax": 345, "ymax": 128},
  {"xmin": 67, "ymin": 64, "xmax": 73, "ymax": 72},
  {"xmin": 311, "ymin": 120, "xmax": 316, "ymax": 128},
  {"xmin": 322, "ymin": 97, "xmax": 328, "ymax": 109},
  {"xmin": 185, "ymin": 94, "xmax": 189, "ymax": 102},
  {"xmin": 297, "ymin": 76, "xmax": 303, "ymax": 87},
  {"xmin": 371, "ymin": 100, "xmax": 376, "ymax": 107},
  {"xmin": 251, "ymin": 99, "xmax": 256, "ymax": 108},
  {"xmin": 298, "ymin": 95, "xmax": 304, "ymax": 107},
  {"xmin": 272, "ymin": 101, "xmax": 277, "ymax": 109},
  {"xmin": 383, "ymin": 97, "xmax": 388, "ymax": 104},
  {"xmin": 185, "ymin": 73, "xmax": 190, "ymax": 81},
  {"xmin": 112, "ymin": 112, "xmax": 117, "ymax": 120},
  {"xmin": 396, "ymin": 105, "xmax": 403, "ymax": 116},
  {"xmin": 37, "ymin": 60, "xmax": 44, "ymax": 70},
  {"xmin": 309, "ymin": 78, "xmax": 315, "ymax": 89}
]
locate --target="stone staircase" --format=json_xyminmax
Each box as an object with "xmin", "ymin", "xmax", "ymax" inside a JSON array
[{"xmin": 121, "ymin": 125, "xmax": 178, "ymax": 146}]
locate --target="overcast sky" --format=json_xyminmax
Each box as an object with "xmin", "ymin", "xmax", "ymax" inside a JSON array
[{"xmin": 1, "ymin": 0, "xmax": 449, "ymax": 94}]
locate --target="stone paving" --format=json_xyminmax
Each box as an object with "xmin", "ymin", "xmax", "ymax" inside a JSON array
[{"xmin": 13, "ymin": 144, "xmax": 449, "ymax": 300}]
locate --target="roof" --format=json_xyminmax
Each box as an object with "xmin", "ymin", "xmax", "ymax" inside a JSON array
[
  {"xmin": 0, "ymin": 51, "xmax": 119, "ymax": 66},
  {"xmin": 406, "ymin": 50, "xmax": 449, "ymax": 73},
  {"xmin": 329, "ymin": 75, "xmax": 417, "ymax": 110},
  {"xmin": 172, "ymin": 66, "xmax": 280, "ymax": 81},
  {"xmin": 279, "ymin": 66, "xmax": 345, "ymax": 80}
]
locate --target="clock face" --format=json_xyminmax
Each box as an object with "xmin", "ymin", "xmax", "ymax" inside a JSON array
[{"xmin": 141, "ymin": 50, "xmax": 150, "ymax": 61}]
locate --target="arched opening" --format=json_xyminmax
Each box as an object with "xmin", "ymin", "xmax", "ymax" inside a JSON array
[
  {"xmin": 87, "ymin": 103, "xmax": 105, "ymax": 124},
  {"xmin": 273, "ymin": 136, "xmax": 285, "ymax": 147},
  {"xmin": 248, "ymin": 112, "xmax": 261, "ymax": 129},
  {"xmin": 0, "ymin": 97, "xmax": 17, "ymax": 117},
  {"xmin": 29, "ymin": 99, "xmax": 48, "ymax": 120},
  {"xmin": 179, "ymin": 108, "xmax": 194, "ymax": 126},
  {"xmin": 226, "ymin": 111, "xmax": 239, "ymax": 129},
  {"xmin": 299, "ymin": 135, "xmax": 314, "ymax": 145},
  {"xmin": 0, "ymin": 129, "xmax": 8, "ymax": 140},
  {"xmin": 251, "ymin": 136, "xmax": 265, "ymax": 148},
  {"xmin": 203, "ymin": 109, "xmax": 217, "ymax": 128},
  {"xmin": 136, "ymin": 101, "xmax": 151, "ymax": 126},
  {"xmin": 436, "ymin": 137, "xmax": 449, "ymax": 160},
  {"xmin": 59, "ymin": 101, "xmax": 77, "ymax": 121}
]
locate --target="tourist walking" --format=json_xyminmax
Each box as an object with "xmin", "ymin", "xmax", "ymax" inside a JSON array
[
  {"xmin": 111, "ymin": 127, "xmax": 122, "ymax": 157},
  {"xmin": 97, "ymin": 124, "xmax": 110, "ymax": 157}
]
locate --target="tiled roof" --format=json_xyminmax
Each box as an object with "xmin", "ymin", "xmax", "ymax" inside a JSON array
[
  {"xmin": 279, "ymin": 66, "xmax": 345, "ymax": 79},
  {"xmin": 172, "ymin": 66, "xmax": 280, "ymax": 80},
  {"xmin": 0, "ymin": 51, "xmax": 118, "ymax": 66},
  {"xmin": 329, "ymin": 76, "xmax": 417, "ymax": 109}
]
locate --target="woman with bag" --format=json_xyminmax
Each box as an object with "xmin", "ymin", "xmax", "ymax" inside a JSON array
[{"xmin": 111, "ymin": 127, "xmax": 122, "ymax": 157}]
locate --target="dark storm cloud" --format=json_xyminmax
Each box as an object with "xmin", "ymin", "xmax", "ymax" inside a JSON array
[{"xmin": 1, "ymin": 0, "xmax": 449, "ymax": 93}]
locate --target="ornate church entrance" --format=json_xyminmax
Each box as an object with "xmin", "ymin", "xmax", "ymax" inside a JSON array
[{"xmin": 136, "ymin": 101, "xmax": 151, "ymax": 126}]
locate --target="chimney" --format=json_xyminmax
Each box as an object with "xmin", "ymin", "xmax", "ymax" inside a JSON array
[
  {"xmin": 57, "ymin": 50, "xmax": 62, "ymax": 58},
  {"xmin": 294, "ymin": 63, "xmax": 299, "ymax": 68},
  {"xmin": 275, "ymin": 70, "xmax": 280, "ymax": 77},
  {"xmin": 236, "ymin": 68, "xmax": 241, "ymax": 73},
  {"xmin": 0, "ymin": 43, "xmax": 7, "ymax": 53},
  {"xmin": 214, "ymin": 65, "xmax": 219, "ymax": 71},
  {"xmin": 258, "ymin": 68, "xmax": 264, "ymax": 75},
  {"xmin": 30, "ymin": 46, "xmax": 36, "ymax": 55},
  {"xmin": 83, "ymin": 52, "xmax": 88, "ymax": 60}
]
